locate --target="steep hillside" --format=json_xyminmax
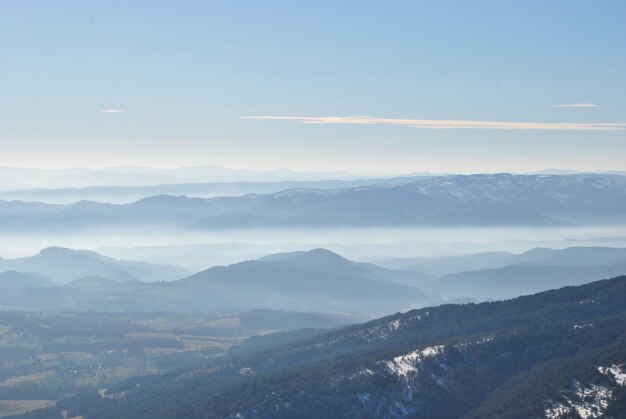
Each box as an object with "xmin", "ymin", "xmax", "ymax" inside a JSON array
[
  {"xmin": 29, "ymin": 276, "xmax": 626, "ymax": 419},
  {"xmin": 468, "ymin": 343, "xmax": 626, "ymax": 418}
]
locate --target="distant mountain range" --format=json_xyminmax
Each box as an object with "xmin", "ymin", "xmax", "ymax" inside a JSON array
[
  {"xmin": 0, "ymin": 164, "xmax": 366, "ymax": 190},
  {"xmin": 1, "ymin": 174, "xmax": 625, "ymax": 231},
  {"xmin": 27, "ymin": 275, "xmax": 626, "ymax": 419},
  {"xmin": 0, "ymin": 249, "xmax": 429, "ymax": 316},
  {"xmin": 396, "ymin": 246, "xmax": 626, "ymax": 300},
  {"xmin": 2, "ymin": 246, "xmax": 626, "ymax": 316},
  {"xmin": 430, "ymin": 262, "xmax": 626, "ymax": 300},
  {"xmin": 381, "ymin": 246, "xmax": 626, "ymax": 276},
  {"xmin": 0, "ymin": 247, "xmax": 190, "ymax": 284},
  {"xmin": 187, "ymin": 174, "xmax": 626, "ymax": 229},
  {"xmin": 177, "ymin": 248, "xmax": 428, "ymax": 314},
  {"xmin": 0, "ymin": 164, "xmax": 622, "ymax": 192},
  {"xmin": 0, "ymin": 176, "xmax": 425, "ymax": 205}
]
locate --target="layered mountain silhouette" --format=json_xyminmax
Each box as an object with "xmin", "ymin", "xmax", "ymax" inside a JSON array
[
  {"xmin": 429, "ymin": 262, "xmax": 626, "ymax": 300},
  {"xmin": 0, "ymin": 164, "xmax": 360, "ymax": 190},
  {"xmin": 0, "ymin": 249, "xmax": 428, "ymax": 316},
  {"xmin": 169, "ymin": 248, "xmax": 429, "ymax": 314},
  {"xmin": 189, "ymin": 174, "xmax": 626, "ymax": 228},
  {"xmin": 0, "ymin": 176, "xmax": 424, "ymax": 205},
  {"xmin": 382, "ymin": 246, "xmax": 626, "ymax": 276},
  {"xmin": 2, "ymin": 247, "xmax": 626, "ymax": 314},
  {"xmin": 1, "ymin": 174, "xmax": 625, "ymax": 231},
  {"xmin": 398, "ymin": 247, "xmax": 626, "ymax": 300},
  {"xmin": 0, "ymin": 247, "xmax": 190, "ymax": 284}
]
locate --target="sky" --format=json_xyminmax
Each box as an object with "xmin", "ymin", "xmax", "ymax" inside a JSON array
[{"xmin": 0, "ymin": 0, "xmax": 625, "ymax": 174}]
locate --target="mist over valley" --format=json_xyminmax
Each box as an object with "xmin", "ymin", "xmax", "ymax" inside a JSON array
[{"xmin": 2, "ymin": 1, "xmax": 625, "ymax": 416}]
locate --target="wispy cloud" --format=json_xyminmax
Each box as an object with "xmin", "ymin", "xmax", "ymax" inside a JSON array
[
  {"xmin": 243, "ymin": 115, "xmax": 625, "ymax": 131},
  {"xmin": 99, "ymin": 109, "xmax": 125, "ymax": 113},
  {"xmin": 554, "ymin": 103, "xmax": 599, "ymax": 108}
]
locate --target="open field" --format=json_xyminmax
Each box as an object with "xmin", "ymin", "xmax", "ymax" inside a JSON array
[{"xmin": 0, "ymin": 400, "xmax": 55, "ymax": 417}]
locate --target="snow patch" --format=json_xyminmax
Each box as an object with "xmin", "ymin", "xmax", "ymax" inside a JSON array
[
  {"xmin": 348, "ymin": 368, "xmax": 375, "ymax": 380},
  {"xmin": 239, "ymin": 367, "xmax": 253, "ymax": 375},
  {"xmin": 382, "ymin": 345, "xmax": 445, "ymax": 378},
  {"xmin": 598, "ymin": 364, "xmax": 626, "ymax": 386},
  {"xmin": 545, "ymin": 381, "xmax": 612, "ymax": 419},
  {"xmin": 454, "ymin": 335, "xmax": 494, "ymax": 349}
]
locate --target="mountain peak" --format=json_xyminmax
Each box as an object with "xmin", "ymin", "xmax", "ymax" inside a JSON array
[
  {"xmin": 37, "ymin": 246, "xmax": 101, "ymax": 259},
  {"xmin": 254, "ymin": 248, "xmax": 386, "ymax": 281},
  {"xmin": 38, "ymin": 246, "xmax": 76, "ymax": 256},
  {"xmin": 258, "ymin": 248, "xmax": 347, "ymax": 264}
]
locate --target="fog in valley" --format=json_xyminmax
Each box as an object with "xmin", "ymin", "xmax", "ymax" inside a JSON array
[
  {"xmin": 2, "ymin": 224, "xmax": 626, "ymax": 272},
  {"xmin": 1, "ymin": 171, "xmax": 626, "ymax": 419},
  {"xmin": 2, "ymin": 1, "xmax": 626, "ymax": 417}
]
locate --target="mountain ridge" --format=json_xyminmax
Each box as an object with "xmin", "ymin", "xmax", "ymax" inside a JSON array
[
  {"xmin": 0, "ymin": 247, "xmax": 190, "ymax": 284},
  {"xmin": 0, "ymin": 248, "xmax": 429, "ymax": 316},
  {"xmin": 26, "ymin": 275, "xmax": 626, "ymax": 418},
  {"xmin": 1, "ymin": 174, "xmax": 624, "ymax": 231}
]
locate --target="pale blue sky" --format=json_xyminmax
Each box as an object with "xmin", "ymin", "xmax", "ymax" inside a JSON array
[{"xmin": 0, "ymin": 0, "xmax": 624, "ymax": 173}]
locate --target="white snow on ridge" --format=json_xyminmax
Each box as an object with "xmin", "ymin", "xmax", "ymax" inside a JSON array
[
  {"xmin": 598, "ymin": 363, "xmax": 626, "ymax": 386},
  {"xmin": 348, "ymin": 368, "xmax": 375, "ymax": 380},
  {"xmin": 420, "ymin": 346, "xmax": 443, "ymax": 357},
  {"xmin": 381, "ymin": 345, "xmax": 445, "ymax": 378},
  {"xmin": 454, "ymin": 335, "xmax": 494, "ymax": 349},
  {"xmin": 239, "ymin": 367, "xmax": 253, "ymax": 376},
  {"xmin": 544, "ymin": 381, "xmax": 612, "ymax": 419},
  {"xmin": 351, "ymin": 317, "xmax": 408, "ymax": 343}
]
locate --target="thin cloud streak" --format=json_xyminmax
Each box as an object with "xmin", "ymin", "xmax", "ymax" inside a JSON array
[
  {"xmin": 554, "ymin": 103, "xmax": 599, "ymax": 108},
  {"xmin": 99, "ymin": 109, "xmax": 125, "ymax": 113},
  {"xmin": 243, "ymin": 115, "xmax": 625, "ymax": 131}
]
